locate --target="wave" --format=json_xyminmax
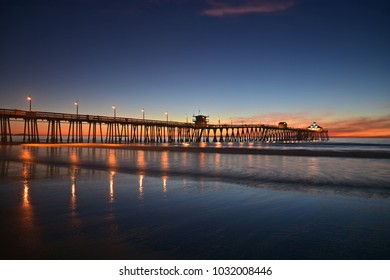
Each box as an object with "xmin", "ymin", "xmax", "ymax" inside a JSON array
[
  {"xmin": 13, "ymin": 143, "xmax": 390, "ymax": 159},
  {"xmin": 2, "ymin": 146, "xmax": 390, "ymax": 198}
]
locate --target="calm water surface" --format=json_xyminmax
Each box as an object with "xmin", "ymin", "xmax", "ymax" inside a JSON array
[{"xmin": 1, "ymin": 139, "xmax": 390, "ymax": 259}]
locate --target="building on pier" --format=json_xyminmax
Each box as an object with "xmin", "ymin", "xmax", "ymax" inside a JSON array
[
  {"xmin": 193, "ymin": 115, "xmax": 209, "ymax": 126},
  {"xmin": 278, "ymin": 122, "xmax": 288, "ymax": 129},
  {"xmin": 308, "ymin": 122, "xmax": 323, "ymax": 132}
]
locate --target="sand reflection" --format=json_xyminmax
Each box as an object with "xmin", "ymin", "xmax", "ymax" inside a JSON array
[
  {"xmin": 70, "ymin": 169, "xmax": 77, "ymax": 214},
  {"xmin": 20, "ymin": 163, "xmax": 41, "ymax": 249},
  {"xmin": 162, "ymin": 175, "xmax": 168, "ymax": 193},
  {"xmin": 161, "ymin": 151, "xmax": 169, "ymax": 173},
  {"xmin": 109, "ymin": 171, "xmax": 115, "ymax": 203},
  {"xmin": 138, "ymin": 174, "xmax": 144, "ymax": 200}
]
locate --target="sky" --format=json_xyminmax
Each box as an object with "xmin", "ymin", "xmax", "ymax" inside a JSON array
[{"xmin": 0, "ymin": 0, "xmax": 389, "ymax": 137}]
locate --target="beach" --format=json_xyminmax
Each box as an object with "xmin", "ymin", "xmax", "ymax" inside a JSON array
[
  {"xmin": 1, "ymin": 139, "xmax": 390, "ymax": 259},
  {"xmin": 16, "ymin": 141, "xmax": 390, "ymax": 159}
]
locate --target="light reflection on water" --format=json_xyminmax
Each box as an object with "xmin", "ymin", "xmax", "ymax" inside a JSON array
[
  {"xmin": 70, "ymin": 170, "xmax": 77, "ymax": 214},
  {"xmin": 18, "ymin": 162, "xmax": 43, "ymax": 253},
  {"xmin": 109, "ymin": 171, "xmax": 115, "ymax": 203},
  {"xmin": 22, "ymin": 165, "xmax": 30, "ymax": 208},
  {"xmin": 0, "ymin": 145, "xmax": 389, "ymax": 259},
  {"xmin": 138, "ymin": 175, "xmax": 144, "ymax": 201},
  {"xmin": 162, "ymin": 176, "xmax": 168, "ymax": 193}
]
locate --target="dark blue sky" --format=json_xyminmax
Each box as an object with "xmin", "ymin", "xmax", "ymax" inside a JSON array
[{"xmin": 1, "ymin": 0, "xmax": 389, "ymax": 135}]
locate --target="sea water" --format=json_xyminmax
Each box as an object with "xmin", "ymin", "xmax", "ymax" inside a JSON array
[{"xmin": 0, "ymin": 139, "xmax": 389, "ymax": 259}]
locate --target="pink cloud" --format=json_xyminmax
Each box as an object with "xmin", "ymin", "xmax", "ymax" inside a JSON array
[
  {"xmin": 230, "ymin": 112, "xmax": 390, "ymax": 138},
  {"xmin": 202, "ymin": 0, "xmax": 296, "ymax": 17},
  {"xmin": 231, "ymin": 111, "xmax": 329, "ymax": 127},
  {"xmin": 322, "ymin": 115, "xmax": 390, "ymax": 137}
]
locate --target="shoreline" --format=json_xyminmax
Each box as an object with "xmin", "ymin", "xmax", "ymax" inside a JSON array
[{"xmin": 1, "ymin": 142, "xmax": 388, "ymax": 159}]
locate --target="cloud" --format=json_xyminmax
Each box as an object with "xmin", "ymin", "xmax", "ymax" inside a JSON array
[
  {"xmin": 322, "ymin": 115, "xmax": 390, "ymax": 137},
  {"xmin": 64, "ymin": 0, "xmax": 296, "ymax": 18},
  {"xmin": 231, "ymin": 111, "xmax": 329, "ymax": 127},
  {"xmin": 201, "ymin": 0, "xmax": 296, "ymax": 17},
  {"xmin": 231, "ymin": 112, "xmax": 390, "ymax": 137}
]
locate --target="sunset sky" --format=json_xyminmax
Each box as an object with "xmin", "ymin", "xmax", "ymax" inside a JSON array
[{"xmin": 1, "ymin": 0, "xmax": 389, "ymax": 137}]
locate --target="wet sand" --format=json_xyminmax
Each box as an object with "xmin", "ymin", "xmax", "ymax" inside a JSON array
[
  {"xmin": 1, "ymin": 141, "xmax": 390, "ymax": 259},
  {"xmin": 16, "ymin": 143, "xmax": 390, "ymax": 159}
]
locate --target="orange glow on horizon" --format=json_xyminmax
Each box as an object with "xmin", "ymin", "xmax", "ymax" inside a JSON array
[
  {"xmin": 329, "ymin": 129, "xmax": 390, "ymax": 138},
  {"xmin": 223, "ymin": 112, "xmax": 390, "ymax": 138}
]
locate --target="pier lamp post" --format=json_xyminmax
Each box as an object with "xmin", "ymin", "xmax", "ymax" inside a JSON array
[
  {"xmin": 186, "ymin": 114, "xmax": 188, "ymax": 123},
  {"xmin": 27, "ymin": 96, "xmax": 32, "ymax": 111},
  {"xmin": 218, "ymin": 117, "xmax": 221, "ymax": 126},
  {"xmin": 165, "ymin": 111, "xmax": 168, "ymax": 122},
  {"xmin": 74, "ymin": 100, "xmax": 78, "ymax": 117},
  {"xmin": 112, "ymin": 105, "xmax": 116, "ymax": 118},
  {"xmin": 142, "ymin": 108, "xmax": 145, "ymax": 120}
]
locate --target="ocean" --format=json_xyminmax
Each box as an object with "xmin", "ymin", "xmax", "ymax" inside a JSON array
[{"xmin": 0, "ymin": 138, "xmax": 389, "ymax": 260}]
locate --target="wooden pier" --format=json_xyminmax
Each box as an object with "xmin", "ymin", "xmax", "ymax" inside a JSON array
[{"xmin": 0, "ymin": 108, "xmax": 329, "ymax": 144}]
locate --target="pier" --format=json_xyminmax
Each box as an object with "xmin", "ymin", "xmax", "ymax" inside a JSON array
[{"xmin": 0, "ymin": 108, "xmax": 329, "ymax": 144}]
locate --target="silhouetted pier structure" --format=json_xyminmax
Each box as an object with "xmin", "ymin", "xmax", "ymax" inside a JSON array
[{"xmin": 0, "ymin": 108, "xmax": 329, "ymax": 144}]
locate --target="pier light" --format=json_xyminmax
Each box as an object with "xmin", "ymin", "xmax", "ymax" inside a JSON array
[
  {"xmin": 165, "ymin": 111, "xmax": 168, "ymax": 122},
  {"xmin": 218, "ymin": 117, "xmax": 220, "ymax": 126},
  {"xmin": 142, "ymin": 108, "xmax": 145, "ymax": 120},
  {"xmin": 74, "ymin": 100, "xmax": 78, "ymax": 116},
  {"xmin": 27, "ymin": 96, "xmax": 32, "ymax": 111},
  {"xmin": 112, "ymin": 105, "xmax": 116, "ymax": 118}
]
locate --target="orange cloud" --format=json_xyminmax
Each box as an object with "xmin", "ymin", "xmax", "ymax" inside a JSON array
[
  {"xmin": 229, "ymin": 112, "xmax": 390, "ymax": 138},
  {"xmin": 230, "ymin": 111, "xmax": 327, "ymax": 127},
  {"xmin": 202, "ymin": 0, "xmax": 296, "ymax": 17},
  {"xmin": 322, "ymin": 116, "xmax": 390, "ymax": 138}
]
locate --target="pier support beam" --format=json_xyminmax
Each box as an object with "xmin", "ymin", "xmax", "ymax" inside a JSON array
[
  {"xmin": 106, "ymin": 122, "xmax": 121, "ymax": 143},
  {"xmin": 47, "ymin": 119, "xmax": 63, "ymax": 143},
  {"xmin": 0, "ymin": 117, "xmax": 12, "ymax": 143},
  {"xmin": 23, "ymin": 118, "xmax": 39, "ymax": 143},
  {"xmin": 87, "ymin": 122, "xmax": 103, "ymax": 143},
  {"xmin": 67, "ymin": 120, "xmax": 83, "ymax": 143}
]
